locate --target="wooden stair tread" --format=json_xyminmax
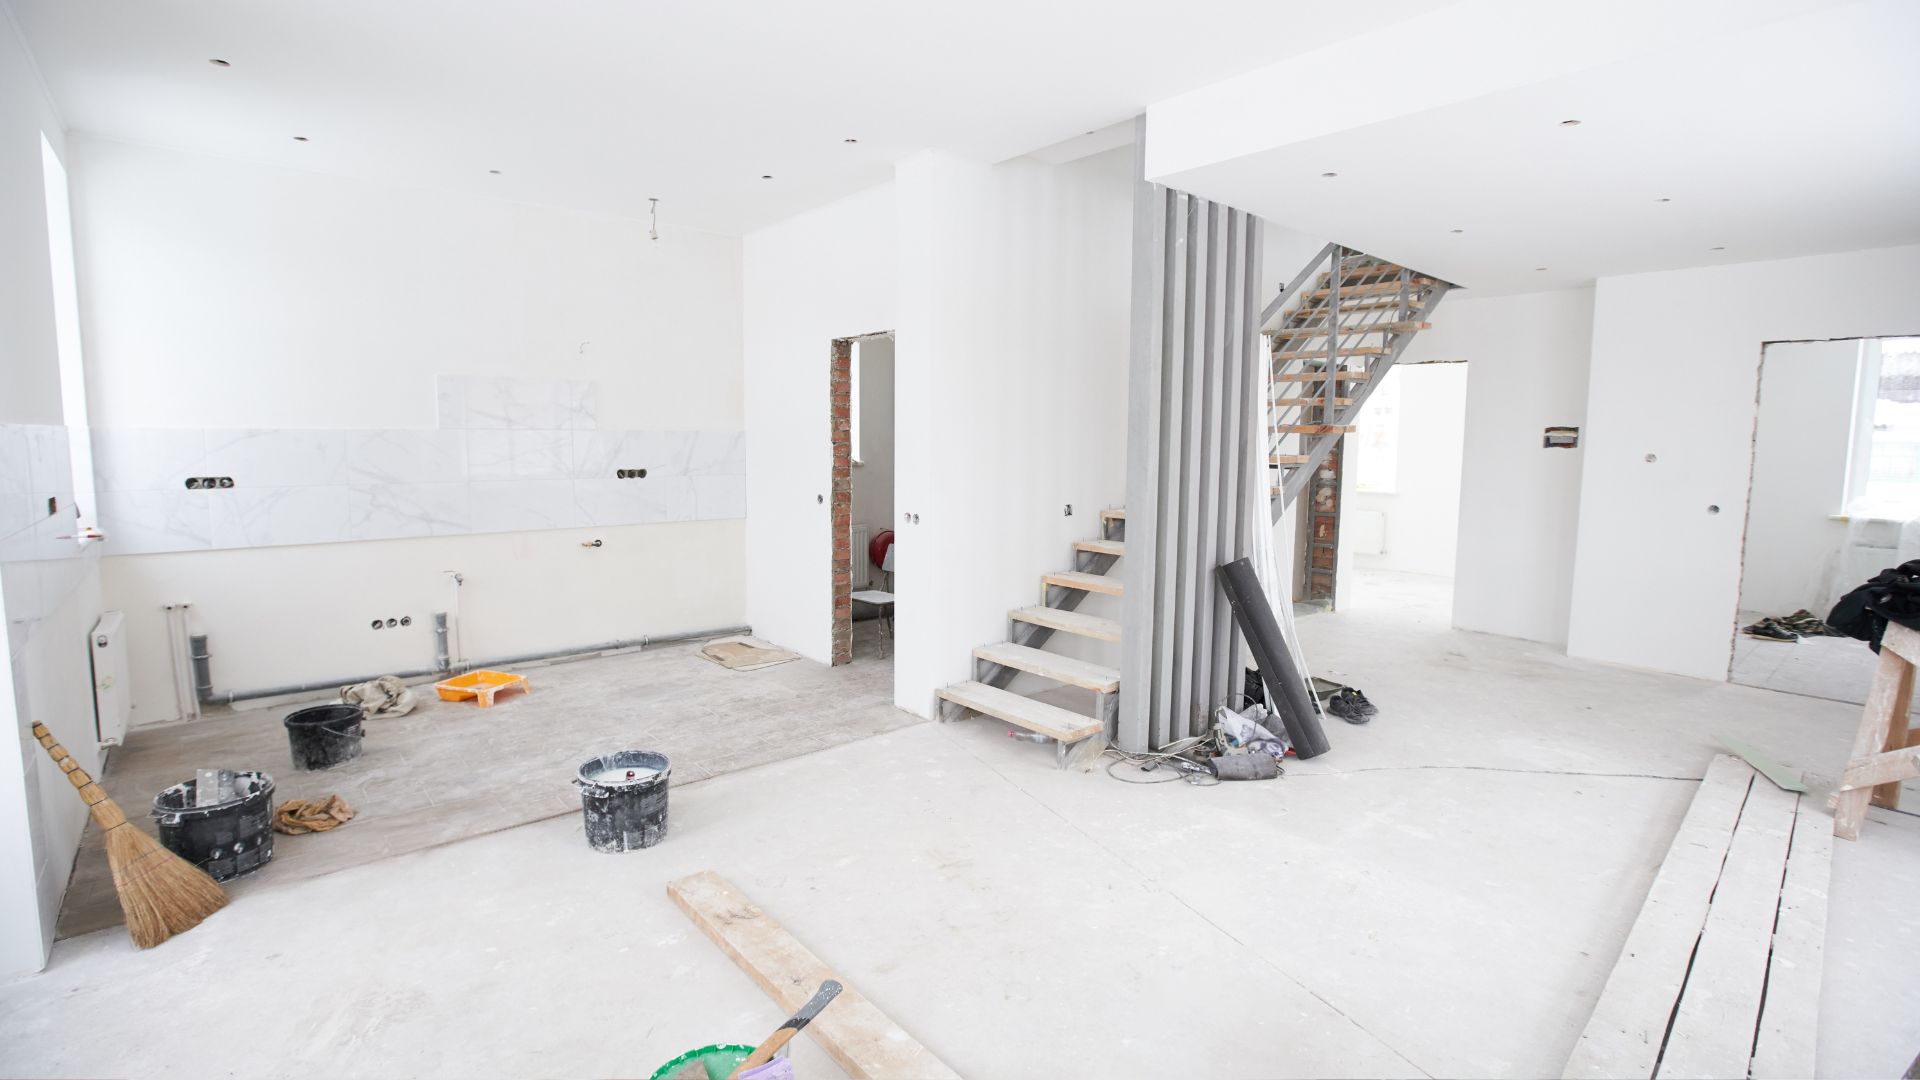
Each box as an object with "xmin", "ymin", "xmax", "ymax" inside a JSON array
[
  {"xmin": 1271, "ymin": 454, "xmax": 1310, "ymax": 465},
  {"xmin": 973, "ymin": 642, "xmax": 1119, "ymax": 693},
  {"xmin": 1100, "ymin": 508, "xmax": 1125, "ymax": 522},
  {"xmin": 937, "ymin": 681, "xmax": 1104, "ymax": 742},
  {"xmin": 1273, "ymin": 424, "xmax": 1358, "ymax": 434},
  {"xmin": 1272, "ymin": 320, "xmax": 1430, "ymax": 339},
  {"xmin": 1273, "ymin": 370, "xmax": 1371, "ymax": 382},
  {"xmin": 1073, "ymin": 538, "xmax": 1124, "ymax": 557},
  {"xmin": 1272, "ymin": 346, "xmax": 1386, "ymax": 361},
  {"xmin": 1044, "ymin": 570, "xmax": 1123, "ymax": 597},
  {"xmin": 1011, "ymin": 606, "xmax": 1120, "ymax": 642},
  {"xmin": 1273, "ymin": 396, "xmax": 1354, "ymax": 408},
  {"xmin": 1302, "ymin": 278, "xmax": 1432, "ymax": 301}
]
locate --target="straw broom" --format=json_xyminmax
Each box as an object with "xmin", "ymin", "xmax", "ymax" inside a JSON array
[{"xmin": 31, "ymin": 722, "xmax": 227, "ymax": 948}]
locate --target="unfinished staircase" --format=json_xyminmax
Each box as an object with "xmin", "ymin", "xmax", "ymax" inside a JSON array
[
  {"xmin": 1265, "ymin": 248, "xmax": 1452, "ymax": 513},
  {"xmin": 934, "ymin": 509, "xmax": 1123, "ymax": 768}
]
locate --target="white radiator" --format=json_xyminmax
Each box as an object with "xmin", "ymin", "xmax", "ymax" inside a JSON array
[
  {"xmin": 1347, "ymin": 510, "xmax": 1387, "ymax": 555},
  {"xmin": 850, "ymin": 524, "xmax": 872, "ymax": 589},
  {"xmin": 90, "ymin": 611, "xmax": 130, "ymax": 747}
]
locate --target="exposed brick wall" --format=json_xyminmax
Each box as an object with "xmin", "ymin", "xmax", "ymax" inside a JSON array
[{"xmin": 830, "ymin": 339, "xmax": 853, "ymax": 665}]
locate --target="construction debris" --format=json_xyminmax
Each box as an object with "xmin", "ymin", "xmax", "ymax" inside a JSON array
[{"xmin": 272, "ymin": 794, "xmax": 355, "ymax": 835}]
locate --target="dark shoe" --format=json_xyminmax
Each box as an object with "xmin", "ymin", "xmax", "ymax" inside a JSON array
[
  {"xmin": 1326, "ymin": 687, "xmax": 1373, "ymax": 724},
  {"xmin": 1743, "ymin": 617, "xmax": 1799, "ymax": 642},
  {"xmin": 1780, "ymin": 609, "xmax": 1837, "ymax": 637}
]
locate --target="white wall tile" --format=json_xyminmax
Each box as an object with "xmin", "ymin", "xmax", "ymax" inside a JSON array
[
  {"xmin": 575, "ymin": 476, "xmax": 695, "ymax": 526},
  {"xmin": 0, "ymin": 427, "xmax": 32, "ymax": 541},
  {"xmin": 692, "ymin": 475, "xmax": 748, "ymax": 520},
  {"xmin": 95, "ymin": 490, "xmax": 213, "ymax": 554},
  {"xmin": 688, "ymin": 430, "xmax": 747, "ymax": 476},
  {"xmin": 439, "ymin": 376, "xmax": 598, "ymax": 430},
  {"xmin": 348, "ymin": 429, "xmax": 466, "ymax": 485},
  {"xmin": 470, "ymin": 480, "xmax": 585, "ymax": 533},
  {"xmin": 348, "ymin": 482, "xmax": 471, "ymax": 540},
  {"xmin": 202, "ymin": 429, "xmax": 350, "ymax": 487},
  {"xmin": 21, "ymin": 425, "xmax": 71, "ymax": 496},
  {"xmin": 467, "ymin": 429, "xmax": 571, "ymax": 480},
  {"xmin": 210, "ymin": 486, "xmax": 352, "ymax": 548},
  {"xmin": 90, "ymin": 428, "xmax": 206, "ymax": 492},
  {"xmin": 570, "ymin": 430, "xmax": 695, "ymax": 479}
]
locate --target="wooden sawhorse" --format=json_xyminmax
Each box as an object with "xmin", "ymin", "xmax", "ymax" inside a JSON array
[{"xmin": 1832, "ymin": 621, "xmax": 1920, "ymax": 840}]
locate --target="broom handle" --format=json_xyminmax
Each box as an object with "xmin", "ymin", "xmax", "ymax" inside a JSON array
[{"xmin": 30, "ymin": 722, "xmax": 130, "ymax": 831}]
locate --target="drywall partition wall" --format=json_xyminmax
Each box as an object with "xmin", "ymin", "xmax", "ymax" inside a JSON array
[
  {"xmin": 1339, "ymin": 362, "xmax": 1469, "ymax": 580},
  {"xmin": 741, "ymin": 183, "xmax": 896, "ymax": 663},
  {"xmin": 1395, "ymin": 288, "xmax": 1594, "ymax": 644},
  {"xmin": 1569, "ymin": 245, "xmax": 1920, "ymax": 681},
  {"xmin": 849, "ymin": 336, "xmax": 896, "ymax": 553},
  {"xmin": 1739, "ymin": 339, "xmax": 1860, "ymax": 616},
  {"xmin": 0, "ymin": 6, "xmax": 103, "ymax": 981},
  {"xmin": 891, "ymin": 148, "xmax": 1132, "ymax": 718},
  {"xmin": 68, "ymin": 137, "xmax": 749, "ymax": 722}
]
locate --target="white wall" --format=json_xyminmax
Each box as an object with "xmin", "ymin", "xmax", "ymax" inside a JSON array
[
  {"xmin": 1569, "ymin": 245, "xmax": 1920, "ymax": 681},
  {"xmin": 68, "ymin": 137, "xmax": 750, "ymax": 723},
  {"xmin": 892, "ymin": 148, "xmax": 1132, "ymax": 717},
  {"xmin": 1341, "ymin": 362, "xmax": 1469, "ymax": 580},
  {"xmin": 1739, "ymin": 339, "xmax": 1860, "ymax": 616},
  {"xmin": 850, "ymin": 336, "xmax": 896, "ymax": 554},
  {"xmin": 0, "ymin": 5, "xmax": 104, "ymax": 980},
  {"xmin": 742, "ymin": 184, "xmax": 897, "ymax": 663},
  {"xmin": 1398, "ymin": 288, "xmax": 1595, "ymax": 644}
]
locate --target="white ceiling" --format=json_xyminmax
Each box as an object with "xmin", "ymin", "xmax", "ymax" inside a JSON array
[
  {"xmin": 1155, "ymin": 0, "xmax": 1920, "ymax": 294},
  {"xmin": 7, "ymin": 0, "xmax": 1456, "ymax": 235}
]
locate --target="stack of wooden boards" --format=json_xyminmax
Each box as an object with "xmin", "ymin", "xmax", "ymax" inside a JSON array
[{"xmin": 1563, "ymin": 754, "xmax": 1831, "ymax": 1080}]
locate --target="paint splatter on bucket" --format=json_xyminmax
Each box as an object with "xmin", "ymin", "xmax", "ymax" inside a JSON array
[
  {"xmin": 576, "ymin": 750, "xmax": 671, "ymax": 852},
  {"xmin": 151, "ymin": 771, "xmax": 275, "ymax": 881}
]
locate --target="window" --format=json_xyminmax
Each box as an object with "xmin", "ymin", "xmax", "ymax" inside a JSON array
[
  {"xmin": 41, "ymin": 134, "xmax": 96, "ymax": 535},
  {"xmin": 1352, "ymin": 366, "xmax": 1401, "ymax": 494},
  {"xmin": 849, "ymin": 338, "xmax": 863, "ymax": 465},
  {"xmin": 1845, "ymin": 338, "xmax": 1920, "ymax": 520}
]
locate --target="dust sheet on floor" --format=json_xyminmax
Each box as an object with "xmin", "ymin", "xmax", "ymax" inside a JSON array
[{"xmin": 700, "ymin": 635, "xmax": 800, "ymax": 671}]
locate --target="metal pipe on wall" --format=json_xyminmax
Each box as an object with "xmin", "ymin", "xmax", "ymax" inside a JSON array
[{"xmin": 193, "ymin": 624, "xmax": 750, "ymax": 706}]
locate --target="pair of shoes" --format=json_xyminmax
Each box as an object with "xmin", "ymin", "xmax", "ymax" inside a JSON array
[
  {"xmin": 1780, "ymin": 609, "xmax": 1838, "ymax": 637},
  {"xmin": 1326, "ymin": 687, "xmax": 1376, "ymax": 724},
  {"xmin": 1743, "ymin": 617, "xmax": 1799, "ymax": 642}
]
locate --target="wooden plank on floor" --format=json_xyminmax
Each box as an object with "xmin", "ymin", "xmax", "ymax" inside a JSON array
[
  {"xmin": 1563, "ymin": 755, "xmax": 1756, "ymax": 1079},
  {"xmin": 1655, "ymin": 777, "xmax": 1799, "ymax": 1079},
  {"xmin": 668, "ymin": 870, "xmax": 960, "ymax": 1080},
  {"xmin": 1749, "ymin": 797, "xmax": 1834, "ymax": 1080}
]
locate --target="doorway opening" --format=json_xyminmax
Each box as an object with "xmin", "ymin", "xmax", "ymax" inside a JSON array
[
  {"xmin": 831, "ymin": 333, "xmax": 896, "ymax": 667},
  {"xmin": 1732, "ymin": 336, "xmax": 1920, "ymax": 705},
  {"xmin": 1291, "ymin": 360, "xmax": 1470, "ymax": 625}
]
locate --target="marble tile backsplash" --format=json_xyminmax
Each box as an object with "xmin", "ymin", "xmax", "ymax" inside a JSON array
[
  {"xmin": 87, "ymin": 425, "xmax": 745, "ymax": 554},
  {"xmin": 0, "ymin": 422, "xmax": 96, "ymax": 669},
  {"xmin": 76, "ymin": 376, "xmax": 744, "ymax": 555}
]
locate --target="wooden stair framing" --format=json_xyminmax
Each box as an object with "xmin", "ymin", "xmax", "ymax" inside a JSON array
[
  {"xmin": 1262, "ymin": 247, "xmax": 1454, "ymax": 514},
  {"xmin": 937, "ymin": 510, "xmax": 1125, "ymax": 768}
]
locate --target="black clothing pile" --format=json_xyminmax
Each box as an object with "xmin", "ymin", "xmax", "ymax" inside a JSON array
[{"xmin": 1827, "ymin": 560, "xmax": 1920, "ymax": 652}]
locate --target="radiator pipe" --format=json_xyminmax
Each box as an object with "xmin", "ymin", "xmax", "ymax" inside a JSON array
[{"xmin": 194, "ymin": 624, "xmax": 750, "ymax": 707}]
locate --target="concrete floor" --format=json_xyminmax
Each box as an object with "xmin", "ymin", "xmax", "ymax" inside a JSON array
[
  {"xmin": 3, "ymin": 572, "xmax": 1916, "ymax": 1078},
  {"xmin": 57, "ymin": 621, "xmax": 907, "ymax": 938},
  {"xmin": 1730, "ymin": 608, "xmax": 1917, "ymax": 713}
]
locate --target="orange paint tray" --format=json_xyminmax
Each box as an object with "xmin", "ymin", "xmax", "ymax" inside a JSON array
[{"xmin": 433, "ymin": 669, "xmax": 529, "ymax": 707}]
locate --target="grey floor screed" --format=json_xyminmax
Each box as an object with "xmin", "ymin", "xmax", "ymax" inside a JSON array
[
  {"xmin": 4, "ymin": 574, "xmax": 1914, "ymax": 1079},
  {"xmin": 56, "ymin": 621, "xmax": 907, "ymax": 939}
]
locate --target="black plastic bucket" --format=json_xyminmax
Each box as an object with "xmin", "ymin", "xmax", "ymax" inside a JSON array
[
  {"xmin": 576, "ymin": 751, "xmax": 671, "ymax": 853},
  {"xmin": 151, "ymin": 771, "xmax": 275, "ymax": 881},
  {"xmin": 284, "ymin": 703, "xmax": 364, "ymax": 770}
]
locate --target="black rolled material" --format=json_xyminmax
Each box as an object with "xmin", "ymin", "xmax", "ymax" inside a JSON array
[
  {"xmin": 1216, "ymin": 557, "xmax": 1331, "ymax": 759},
  {"xmin": 283, "ymin": 703, "xmax": 365, "ymax": 770}
]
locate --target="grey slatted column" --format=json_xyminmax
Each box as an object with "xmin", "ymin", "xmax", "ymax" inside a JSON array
[{"xmin": 1119, "ymin": 122, "xmax": 1266, "ymax": 753}]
